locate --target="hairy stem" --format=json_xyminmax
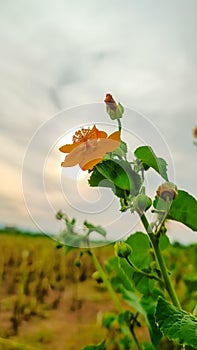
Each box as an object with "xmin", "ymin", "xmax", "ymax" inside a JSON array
[{"xmin": 140, "ymin": 213, "xmax": 181, "ymax": 309}]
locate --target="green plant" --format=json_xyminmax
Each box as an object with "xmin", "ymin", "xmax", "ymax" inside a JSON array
[{"xmin": 58, "ymin": 94, "xmax": 197, "ymax": 349}]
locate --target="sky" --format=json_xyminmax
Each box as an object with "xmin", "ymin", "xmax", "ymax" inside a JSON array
[{"xmin": 0, "ymin": 0, "xmax": 197, "ymax": 245}]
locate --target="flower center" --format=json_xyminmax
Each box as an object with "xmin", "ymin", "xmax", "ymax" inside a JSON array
[{"xmin": 72, "ymin": 127, "xmax": 97, "ymax": 143}]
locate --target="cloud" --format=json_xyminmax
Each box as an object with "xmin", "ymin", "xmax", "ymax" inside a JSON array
[{"xmin": 0, "ymin": 0, "xmax": 196, "ymax": 243}]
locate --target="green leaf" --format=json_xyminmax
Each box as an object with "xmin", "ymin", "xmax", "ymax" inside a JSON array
[
  {"xmin": 105, "ymin": 256, "xmax": 134, "ymax": 291},
  {"xmin": 57, "ymin": 232, "xmax": 84, "ymax": 250},
  {"xmin": 118, "ymin": 285, "xmax": 147, "ymax": 318},
  {"xmin": 64, "ymin": 245, "xmax": 76, "ymax": 256},
  {"xmin": 88, "ymin": 166, "xmax": 127, "ymax": 199},
  {"xmin": 111, "ymin": 140, "xmax": 128, "ymax": 158},
  {"xmin": 126, "ymin": 232, "xmax": 152, "ymax": 269},
  {"xmin": 102, "ymin": 313, "xmax": 116, "ymax": 330},
  {"xmin": 88, "ymin": 167, "xmax": 113, "ymax": 188},
  {"xmin": 156, "ymin": 297, "xmax": 197, "ymax": 347},
  {"xmin": 132, "ymin": 272, "xmax": 155, "ymax": 295},
  {"xmin": 83, "ymin": 221, "xmax": 106, "ymax": 237},
  {"xmin": 142, "ymin": 343, "xmax": 155, "ymax": 350},
  {"xmin": 183, "ymin": 274, "xmax": 197, "ymax": 294},
  {"xmin": 96, "ymin": 160, "xmax": 141, "ymax": 195},
  {"xmin": 134, "ymin": 146, "xmax": 168, "ymax": 181},
  {"xmin": 167, "ymin": 190, "xmax": 197, "ymax": 231},
  {"xmin": 89, "ymin": 160, "xmax": 141, "ymax": 203},
  {"xmin": 141, "ymin": 292, "xmax": 163, "ymax": 348},
  {"xmin": 159, "ymin": 234, "xmax": 170, "ymax": 250},
  {"xmin": 120, "ymin": 140, "xmax": 128, "ymax": 155},
  {"xmin": 83, "ymin": 340, "xmax": 106, "ymax": 350}
]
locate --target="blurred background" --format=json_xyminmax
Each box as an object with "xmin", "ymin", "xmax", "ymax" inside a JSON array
[{"xmin": 0, "ymin": 0, "xmax": 197, "ymax": 243}]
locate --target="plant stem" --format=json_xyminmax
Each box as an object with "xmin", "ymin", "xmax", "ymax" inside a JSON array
[
  {"xmin": 117, "ymin": 119, "xmax": 122, "ymax": 132},
  {"xmin": 140, "ymin": 213, "xmax": 181, "ymax": 309},
  {"xmin": 88, "ymin": 249, "xmax": 142, "ymax": 350},
  {"xmin": 88, "ymin": 249, "xmax": 122, "ymax": 312},
  {"xmin": 125, "ymin": 257, "xmax": 162, "ymax": 283}
]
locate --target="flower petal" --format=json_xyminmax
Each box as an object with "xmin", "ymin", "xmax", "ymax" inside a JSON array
[
  {"xmin": 98, "ymin": 139, "xmax": 120, "ymax": 154},
  {"xmin": 80, "ymin": 158, "xmax": 102, "ymax": 171},
  {"xmin": 108, "ymin": 130, "xmax": 121, "ymax": 142},
  {"xmin": 61, "ymin": 143, "xmax": 85, "ymax": 167},
  {"xmin": 59, "ymin": 142, "xmax": 80, "ymax": 153},
  {"xmin": 97, "ymin": 130, "xmax": 108, "ymax": 139},
  {"xmin": 91, "ymin": 125, "xmax": 107, "ymax": 139}
]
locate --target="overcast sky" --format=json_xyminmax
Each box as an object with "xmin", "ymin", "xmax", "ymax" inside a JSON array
[{"xmin": 0, "ymin": 0, "xmax": 197, "ymax": 244}]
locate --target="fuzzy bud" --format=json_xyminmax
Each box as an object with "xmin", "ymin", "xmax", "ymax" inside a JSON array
[
  {"xmin": 156, "ymin": 182, "xmax": 178, "ymax": 201},
  {"xmin": 114, "ymin": 241, "xmax": 132, "ymax": 258},
  {"xmin": 92, "ymin": 271, "xmax": 103, "ymax": 284},
  {"xmin": 56, "ymin": 210, "xmax": 64, "ymax": 220},
  {"xmin": 133, "ymin": 194, "xmax": 152, "ymax": 215},
  {"xmin": 104, "ymin": 93, "xmax": 124, "ymax": 120}
]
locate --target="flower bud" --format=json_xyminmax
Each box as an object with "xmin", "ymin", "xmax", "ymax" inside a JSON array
[
  {"xmin": 133, "ymin": 194, "xmax": 152, "ymax": 214},
  {"xmin": 92, "ymin": 271, "xmax": 103, "ymax": 284},
  {"xmin": 74, "ymin": 259, "xmax": 81, "ymax": 268},
  {"xmin": 104, "ymin": 93, "xmax": 124, "ymax": 120},
  {"xmin": 56, "ymin": 210, "xmax": 64, "ymax": 220},
  {"xmin": 156, "ymin": 182, "xmax": 178, "ymax": 201},
  {"xmin": 114, "ymin": 241, "xmax": 132, "ymax": 258}
]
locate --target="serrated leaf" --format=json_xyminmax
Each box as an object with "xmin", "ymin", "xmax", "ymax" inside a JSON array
[
  {"xmin": 134, "ymin": 146, "xmax": 168, "ymax": 181},
  {"xmin": 156, "ymin": 297, "xmax": 197, "ymax": 347},
  {"xmin": 83, "ymin": 340, "xmax": 106, "ymax": 350},
  {"xmin": 167, "ymin": 190, "xmax": 197, "ymax": 231}
]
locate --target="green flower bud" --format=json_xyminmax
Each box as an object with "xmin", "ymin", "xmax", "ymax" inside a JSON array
[
  {"xmin": 74, "ymin": 259, "xmax": 81, "ymax": 268},
  {"xmin": 133, "ymin": 194, "xmax": 152, "ymax": 215},
  {"xmin": 56, "ymin": 210, "xmax": 64, "ymax": 220},
  {"xmin": 114, "ymin": 241, "xmax": 132, "ymax": 258},
  {"xmin": 92, "ymin": 271, "xmax": 103, "ymax": 284},
  {"xmin": 104, "ymin": 93, "xmax": 124, "ymax": 120}
]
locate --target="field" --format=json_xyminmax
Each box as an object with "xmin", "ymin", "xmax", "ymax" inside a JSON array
[{"xmin": 0, "ymin": 229, "xmax": 196, "ymax": 350}]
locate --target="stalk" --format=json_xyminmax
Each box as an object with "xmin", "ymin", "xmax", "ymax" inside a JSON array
[
  {"xmin": 117, "ymin": 119, "xmax": 122, "ymax": 132},
  {"xmin": 88, "ymin": 249, "xmax": 122, "ymax": 312},
  {"xmin": 88, "ymin": 249, "xmax": 142, "ymax": 350},
  {"xmin": 140, "ymin": 213, "xmax": 181, "ymax": 309},
  {"xmin": 125, "ymin": 256, "xmax": 162, "ymax": 283}
]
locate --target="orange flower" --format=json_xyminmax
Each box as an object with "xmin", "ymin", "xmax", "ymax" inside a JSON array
[{"xmin": 59, "ymin": 125, "xmax": 120, "ymax": 171}]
